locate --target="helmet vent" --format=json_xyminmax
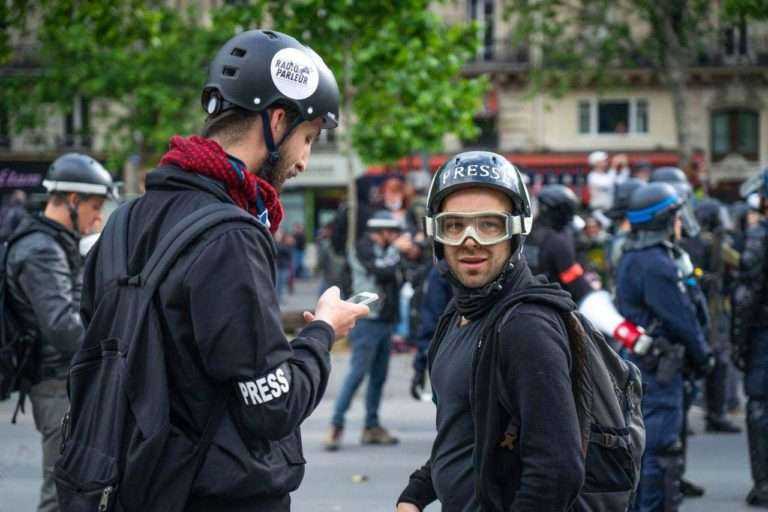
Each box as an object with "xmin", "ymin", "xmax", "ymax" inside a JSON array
[
  {"xmin": 222, "ymin": 66, "xmax": 239, "ymax": 77},
  {"xmin": 230, "ymin": 47, "xmax": 247, "ymax": 57},
  {"xmin": 262, "ymin": 30, "xmax": 279, "ymax": 39}
]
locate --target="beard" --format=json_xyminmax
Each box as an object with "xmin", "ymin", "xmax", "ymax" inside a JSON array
[{"xmin": 257, "ymin": 146, "xmax": 293, "ymax": 192}]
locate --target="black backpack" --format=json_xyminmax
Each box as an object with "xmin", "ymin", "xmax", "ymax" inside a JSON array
[
  {"xmin": 54, "ymin": 200, "xmax": 261, "ymax": 512},
  {"xmin": 494, "ymin": 304, "xmax": 645, "ymax": 512},
  {"xmin": 0, "ymin": 223, "xmax": 59, "ymax": 422}
]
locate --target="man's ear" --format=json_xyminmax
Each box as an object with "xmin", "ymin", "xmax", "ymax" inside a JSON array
[
  {"xmin": 268, "ymin": 108, "xmax": 287, "ymax": 141},
  {"xmin": 67, "ymin": 192, "xmax": 79, "ymax": 209}
]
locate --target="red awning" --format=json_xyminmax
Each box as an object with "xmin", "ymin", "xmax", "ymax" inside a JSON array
[{"xmin": 367, "ymin": 151, "xmax": 680, "ymax": 175}]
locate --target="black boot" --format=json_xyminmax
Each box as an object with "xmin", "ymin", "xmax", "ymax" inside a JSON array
[
  {"xmin": 746, "ymin": 400, "xmax": 768, "ymax": 507},
  {"xmin": 680, "ymin": 478, "xmax": 705, "ymax": 498}
]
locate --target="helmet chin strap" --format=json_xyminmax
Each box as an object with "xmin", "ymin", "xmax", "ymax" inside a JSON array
[
  {"xmin": 67, "ymin": 196, "xmax": 82, "ymax": 237},
  {"xmin": 259, "ymin": 110, "xmax": 304, "ymax": 186}
]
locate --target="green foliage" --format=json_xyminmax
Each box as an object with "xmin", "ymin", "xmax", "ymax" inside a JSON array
[
  {"xmin": 1, "ymin": 1, "xmax": 265, "ymax": 169},
  {"xmin": 724, "ymin": 0, "xmax": 768, "ymax": 21},
  {"xmin": 2, "ymin": 0, "xmax": 485, "ymax": 168},
  {"xmin": 505, "ymin": 0, "xmax": 714, "ymax": 93},
  {"xmin": 266, "ymin": 0, "xmax": 488, "ymax": 164}
]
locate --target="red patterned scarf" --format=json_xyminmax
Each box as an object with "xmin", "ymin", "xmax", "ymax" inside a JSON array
[{"xmin": 159, "ymin": 135, "xmax": 283, "ymax": 233}]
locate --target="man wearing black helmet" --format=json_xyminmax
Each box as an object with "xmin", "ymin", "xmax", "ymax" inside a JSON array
[
  {"xmin": 78, "ymin": 31, "xmax": 367, "ymax": 511},
  {"xmin": 396, "ymin": 151, "xmax": 584, "ymax": 512},
  {"xmin": 4, "ymin": 153, "xmax": 115, "ymax": 512},
  {"xmin": 526, "ymin": 184, "xmax": 593, "ymax": 302},
  {"xmin": 733, "ymin": 168, "xmax": 768, "ymax": 507},
  {"xmin": 616, "ymin": 182, "xmax": 713, "ymax": 512}
]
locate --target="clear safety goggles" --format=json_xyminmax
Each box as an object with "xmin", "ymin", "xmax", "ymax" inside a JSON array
[{"xmin": 425, "ymin": 211, "xmax": 532, "ymax": 246}]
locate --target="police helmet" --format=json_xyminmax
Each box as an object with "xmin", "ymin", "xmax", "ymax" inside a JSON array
[
  {"xmin": 695, "ymin": 198, "xmax": 732, "ymax": 232},
  {"xmin": 627, "ymin": 182, "xmax": 683, "ymax": 232},
  {"xmin": 425, "ymin": 151, "xmax": 532, "ymax": 261},
  {"xmin": 649, "ymin": 166, "xmax": 699, "ymax": 237},
  {"xmin": 43, "ymin": 153, "xmax": 117, "ymax": 199},
  {"xmin": 606, "ymin": 178, "xmax": 645, "ymax": 221},
  {"xmin": 202, "ymin": 30, "xmax": 340, "ymax": 130},
  {"xmin": 740, "ymin": 168, "xmax": 768, "ymax": 211},
  {"xmin": 537, "ymin": 184, "xmax": 579, "ymax": 231}
]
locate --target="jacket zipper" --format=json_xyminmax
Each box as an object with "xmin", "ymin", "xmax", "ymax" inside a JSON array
[{"xmin": 98, "ymin": 486, "xmax": 113, "ymax": 511}]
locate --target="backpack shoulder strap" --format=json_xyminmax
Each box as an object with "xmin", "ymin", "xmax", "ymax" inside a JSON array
[
  {"xmin": 101, "ymin": 199, "xmax": 139, "ymax": 283},
  {"xmin": 138, "ymin": 203, "xmax": 261, "ymax": 293}
]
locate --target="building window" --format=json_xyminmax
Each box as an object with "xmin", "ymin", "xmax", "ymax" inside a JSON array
[
  {"xmin": 578, "ymin": 98, "xmax": 649, "ymax": 135},
  {"xmin": 62, "ymin": 96, "xmax": 91, "ymax": 148},
  {"xmin": 711, "ymin": 109, "xmax": 759, "ymax": 161},
  {"xmin": 462, "ymin": 115, "xmax": 498, "ymax": 149},
  {"xmin": 0, "ymin": 103, "xmax": 10, "ymax": 149},
  {"xmin": 723, "ymin": 21, "xmax": 749, "ymax": 57},
  {"xmin": 468, "ymin": 0, "xmax": 495, "ymax": 61}
]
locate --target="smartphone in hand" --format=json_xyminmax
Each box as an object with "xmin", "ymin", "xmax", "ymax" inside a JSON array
[{"xmin": 346, "ymin": 292, "xmax": 379, "ymax": 306}]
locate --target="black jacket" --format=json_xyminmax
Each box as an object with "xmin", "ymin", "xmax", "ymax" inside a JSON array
[
  {"xmin": 6, "ymin": 214, "xmax": 84, "ymax": 379},
  {"xmin": 398, "ymin": 263, "xmax": 585, "ymax": 511},
  {"xmin": 525, "ymin": 223, "xmax": 592, "ymax": 303},
  {"xmin": 82, "ymin": 166, "xmax": 335, "ymax": 511}
]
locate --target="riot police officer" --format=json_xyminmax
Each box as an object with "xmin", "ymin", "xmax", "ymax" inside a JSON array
[
  {"xmin": 605, "ymin": 178, "xmax": 645, "ymax": 285},
  {"xmin": 694, "ymin": 198, "xmax": 742, "ymax": 434},
  {"xmin": 526, "ymin": 184, "xmax": 592, "ymax": 302},
  {"xmin": 733, "ymin": 168, "xmax": 768, "ymax": 507},
  {"xmin": 616, "ymin": 182, "xmax": 713, "ymax": 512}
]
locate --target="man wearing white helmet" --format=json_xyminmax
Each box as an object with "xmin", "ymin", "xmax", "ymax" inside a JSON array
[{"xmin": 4, "ymin": 152, "xmax": 115, "ymax": 512}]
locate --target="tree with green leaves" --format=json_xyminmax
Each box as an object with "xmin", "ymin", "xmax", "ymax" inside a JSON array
[
  {"xmin": 505, "ymin": 0, "xmax": 765, "ymax": 168},
  {"xmin": 269, "ymin": 0, "xmax": 488, "ymax": 241},
  {"xmin": 1, "ymin": 0, "xmax": 266, "ymax": 176},
  {"xmin": 2, "ymin": 0, "xmax": 486, "ymax": 201}
]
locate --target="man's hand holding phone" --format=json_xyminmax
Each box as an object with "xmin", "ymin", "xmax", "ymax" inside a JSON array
[{"xmin": 303, "ymin": 286, "xmax": 371, "ymax": 340}]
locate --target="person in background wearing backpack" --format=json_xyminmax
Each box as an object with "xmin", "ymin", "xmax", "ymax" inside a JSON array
[
  {"xmin": 396, "ymin": 151, "xmax": 587, "ymax": 511},
  {"xmin": 616, "ymin": 182, "xmax": 714, "ymax": 512},
  {"xmin": 732, "ymin": 168, "xmax": 768, "ymax": 507},
  {"xmin": 4, "ymin": 153, "xmax": 115, "ymax": 512},
  {"xmin": 75, "ymin": 31, "xmax": 367, "ymax": 512}
]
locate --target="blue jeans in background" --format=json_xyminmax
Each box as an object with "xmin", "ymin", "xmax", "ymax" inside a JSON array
[{"xmin": 332, "ymin": 318, "xmax": 393, "ymax": 429}]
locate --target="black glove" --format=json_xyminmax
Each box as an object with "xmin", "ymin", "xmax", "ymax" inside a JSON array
[
  {"xmin": 696, "ymin": 353, "xmax": 716, "ymax": 378},
  {"xmin": 410, "ymin": 369, "xmax": 425, "ymax": 401}
]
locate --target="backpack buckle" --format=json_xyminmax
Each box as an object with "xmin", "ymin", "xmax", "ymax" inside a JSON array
[
  {"xmin": 600, "ymin": 432, "xmax": 618, "ymax": 448},
  {"xmin": 117, "ymin": 275, "xmax": 142, "ymax": 287}
]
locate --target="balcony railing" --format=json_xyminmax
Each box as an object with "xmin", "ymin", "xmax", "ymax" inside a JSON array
[{"xmin": 465, "ymin": 39, "xmax": 530, "ymax": 74}]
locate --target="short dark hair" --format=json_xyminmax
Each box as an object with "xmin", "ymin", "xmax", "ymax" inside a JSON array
[{"xmin": 201, "ymin": 101, "xmax": 302, "ymax": 146}]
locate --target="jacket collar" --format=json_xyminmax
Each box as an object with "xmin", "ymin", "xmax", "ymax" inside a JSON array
[{"xmin": 144, "ymin": 165, "xmax": 235, "ymax": 206}]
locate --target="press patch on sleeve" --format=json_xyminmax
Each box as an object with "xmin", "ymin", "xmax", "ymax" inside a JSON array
[{"xmin": 238, "ymin": 368, "xmax": 291, "ymax": 406}]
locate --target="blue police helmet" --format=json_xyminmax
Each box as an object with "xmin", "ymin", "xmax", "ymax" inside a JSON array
[{"xmin": 627, "ymin": 182, "xmax": 684, "ymax": 231}]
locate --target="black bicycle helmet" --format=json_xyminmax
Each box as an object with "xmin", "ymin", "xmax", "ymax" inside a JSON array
[{"xmin": 202, "ymin": 30, "xmax": 339, "ymax": 129}]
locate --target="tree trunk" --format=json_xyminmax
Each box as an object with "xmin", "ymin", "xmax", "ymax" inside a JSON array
[
  {"xmin": 659, "ymin": 12, "xmax": 695, "ymax": 170},
  {"xmin": 666, "ymin": 62, "xmax": 694, "ymax": 170},
  {"xmin": 342, "ymin": 43, "xmax": 357, "ymax": 253}
]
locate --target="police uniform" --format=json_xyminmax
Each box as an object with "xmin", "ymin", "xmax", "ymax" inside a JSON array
[
  {"xmin": 616, "ymin": 183, "xmax": 711, "ymax": 512},
  {"xmin": 732, "ymin": 169, "xmax": 768, "ymax": 505}
]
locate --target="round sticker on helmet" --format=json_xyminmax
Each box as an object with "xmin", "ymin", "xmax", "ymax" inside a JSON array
[{"xmin": 270, "ymin": 48, "xmax": 319, "ymax": 101}]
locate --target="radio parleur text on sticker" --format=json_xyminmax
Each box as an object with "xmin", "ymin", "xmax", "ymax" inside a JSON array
[{"xmin": 274, "ymin": 59, "xmax": 310, "ymax": 86}]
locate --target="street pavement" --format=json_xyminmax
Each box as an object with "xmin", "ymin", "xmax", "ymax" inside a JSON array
[{"xmin": 0, "ymin": 278, "xmax": 757, "ymax": 511}]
